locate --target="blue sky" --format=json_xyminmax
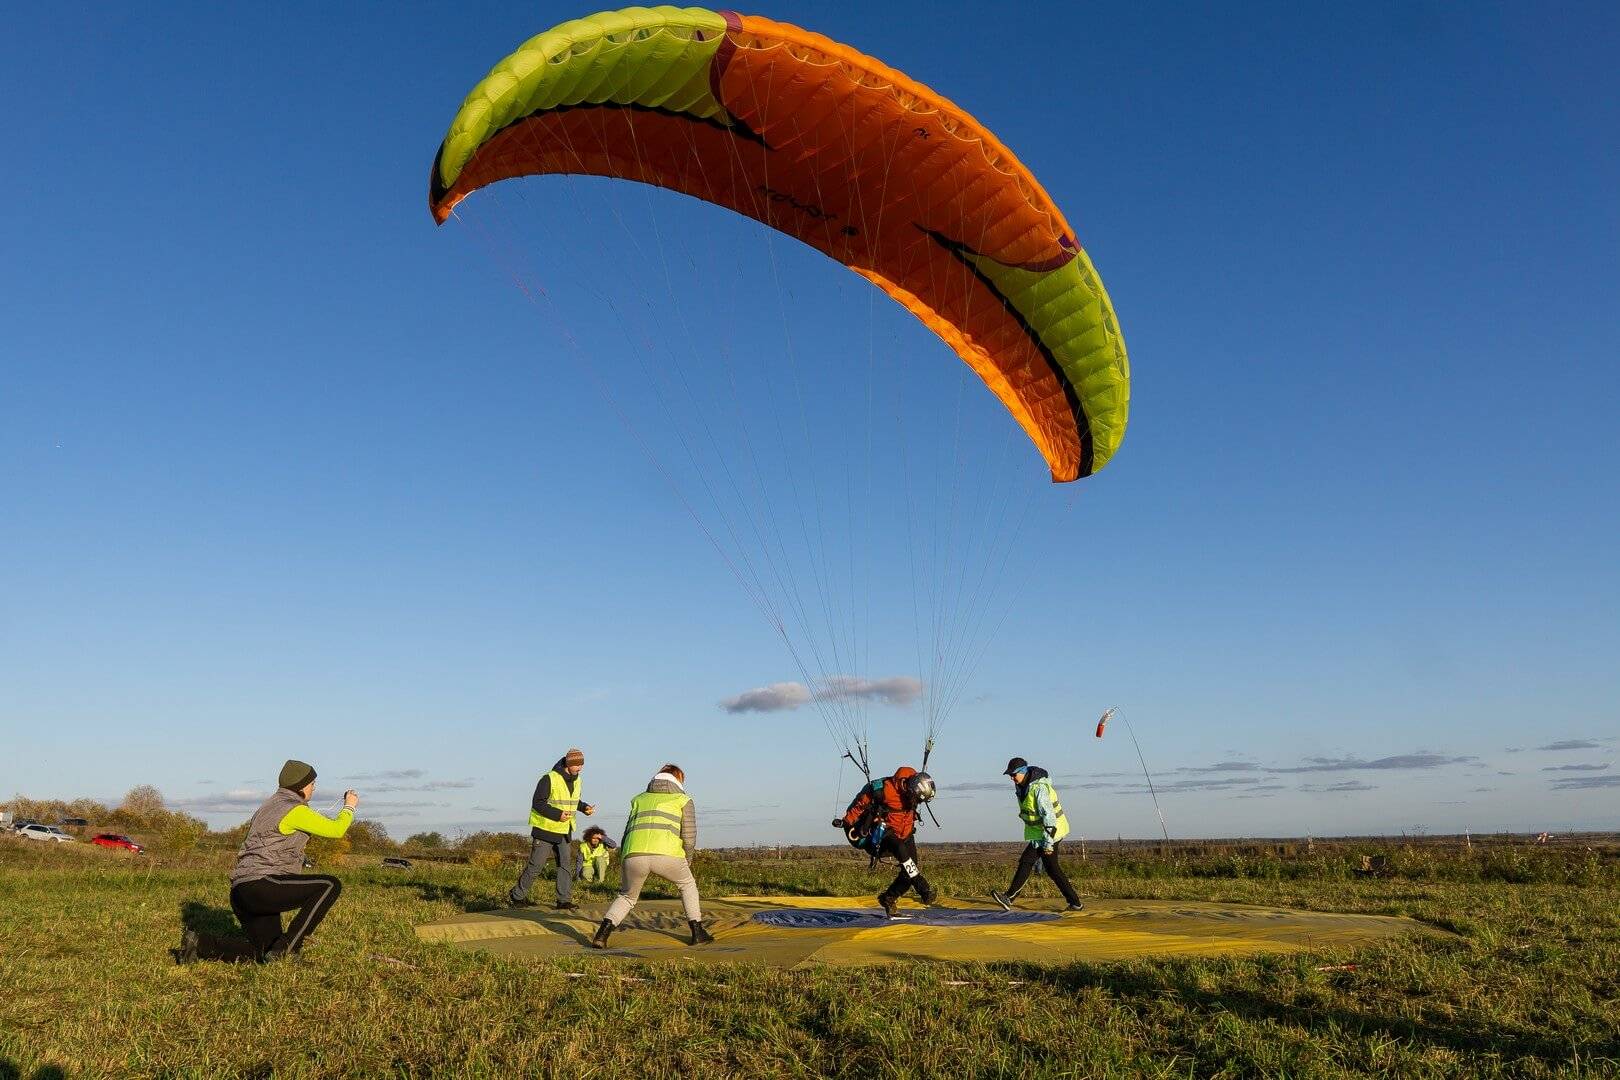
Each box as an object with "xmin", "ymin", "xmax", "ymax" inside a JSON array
[{"xmin": 3, "ymin": 3, "xmax": 1616, "ymax": 843}]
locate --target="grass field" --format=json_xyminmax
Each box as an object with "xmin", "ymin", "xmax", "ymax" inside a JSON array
[{"xmin": 1, "ymin": 837, "xmax": 1616, "ymax": 1078}]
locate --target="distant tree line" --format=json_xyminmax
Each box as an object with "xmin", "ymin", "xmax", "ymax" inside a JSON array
[{"xmin": 3, "ymin": 788, "xmax": 527, "ymax": 859}]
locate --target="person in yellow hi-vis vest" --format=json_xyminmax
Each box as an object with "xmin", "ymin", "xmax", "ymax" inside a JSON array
[
  {"xmin": 990, "ymin": 757, "xmax": 1085, "ymax": 912},
  {"xmin": 574, "ymin": 826, "xmax": 617, "ymax": 884},
  {"xmin": 589, "ymin": 763, "xmax": 713, "ymax": 948},
  {"xmin": 508, "ymin": 748, "xmax": 595, "ymax": 910}
]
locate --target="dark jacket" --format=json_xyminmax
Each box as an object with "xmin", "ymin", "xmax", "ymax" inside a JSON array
[{"xmin": 530, "ymin": 756, "xmax": 595, "ymax": 840}]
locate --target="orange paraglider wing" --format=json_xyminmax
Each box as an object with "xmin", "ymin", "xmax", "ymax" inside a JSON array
[{"xmin": 430, "ymin": 7, "xmax": 1129, "ymax": 482}]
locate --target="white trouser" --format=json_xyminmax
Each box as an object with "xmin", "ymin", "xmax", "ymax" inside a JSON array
[{"xmin": 604, "ymin": 853, "xmax": 702, "ymax": 925}]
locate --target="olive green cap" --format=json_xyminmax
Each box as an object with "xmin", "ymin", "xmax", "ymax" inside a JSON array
[{"xmin": 278, "ymin": 759, "xmax": 316, "ymax": 790}]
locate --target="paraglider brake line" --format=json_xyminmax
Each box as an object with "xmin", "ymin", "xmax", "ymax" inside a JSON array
[{"xmin": 843, "ymin": 749, "xmax": 871, "ymax": 783}]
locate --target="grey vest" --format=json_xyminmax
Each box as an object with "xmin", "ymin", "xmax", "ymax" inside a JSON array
[{"xmin": 231, "ymin": 788, "xmax": 311, "ymax": 886}]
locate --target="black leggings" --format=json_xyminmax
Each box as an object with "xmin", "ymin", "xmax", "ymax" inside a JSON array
[
  {"xmin": 230, "ymin": 874, "xmax": 343, "ymax": 960},
  {"xmin": 877, "ymin": 834, "xmax": 934, "ymax": 903},
  {"xmin": 1007, "ymin": 842, "xmax": 1081, "ymax": 905}
]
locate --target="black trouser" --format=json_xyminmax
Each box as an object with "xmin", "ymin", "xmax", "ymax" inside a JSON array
[
  {"xmin": 230, "ymin": 874, "xmax": 343, "ymax": 960},
  {"xmin": 877, "ymin": 834, "xmax": 934, "ymax": 903},
  {"xmin": 1007, "ymin": 841, "xmax": 1081, "ymax": 905}
]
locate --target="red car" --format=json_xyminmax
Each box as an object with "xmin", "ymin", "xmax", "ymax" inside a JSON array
[{"xmin": 91, "ymin": 834, "xmax": 143, "ymax": 854}]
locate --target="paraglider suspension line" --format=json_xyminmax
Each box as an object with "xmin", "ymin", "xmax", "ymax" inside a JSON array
[{"xmin": 919, "ymin": 737, "xmax": 941, "ymax": 827}]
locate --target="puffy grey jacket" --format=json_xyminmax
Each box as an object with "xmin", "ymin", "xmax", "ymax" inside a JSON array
[
  {"xmin": 231, "ymin": 789, "xmax": 309, "ymax": 886},
  {"xmin": 619, "ymin": 774, "xmax": 698, "ymax": 858}
]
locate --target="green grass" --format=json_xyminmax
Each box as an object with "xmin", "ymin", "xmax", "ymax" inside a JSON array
[{"xmin": 1, "ymin": 839, "xmax": 1616, "ymax": 1078}]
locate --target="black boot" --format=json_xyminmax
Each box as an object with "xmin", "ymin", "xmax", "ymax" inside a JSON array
[
  {"xmin": 174, "ymin": 929, "xmax": 200, "ymax": 966},
  {"xmin": 589, "ymin": 919, "xmax": 614, "ymax": 949},
  {"xmin": 919, "ymin": 885, "xmax": 940, "ymax": 906},
  {"xmin": 689, "ymin": 920, "xmax": 715, "ymax": 945}
]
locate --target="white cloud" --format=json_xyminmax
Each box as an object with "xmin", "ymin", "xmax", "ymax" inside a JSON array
[
  {"xmin": 1548, "ymin": 775, "xmax": 1620, "ymax": 791},
  {"xmin": 366, "ymin": 779, "xmax": 477, "ymax": 793},
  {"xmin": 1271, "ymin": 753, "xmax": 1476, "ymax": 773},
  {"xmin": 172, "ymin": 788, "xmax": 269, "ymax": 814},
  {"xmin": 719, "ymin": 682, "xmax": 813, "ymax": 713},
  {"xmin": 818, "ymin": 676, "xmax": 923, "ymax": 706},
  {"xmin": 719, "ymin": 675, "xmax": 924, "ymax": 713}
]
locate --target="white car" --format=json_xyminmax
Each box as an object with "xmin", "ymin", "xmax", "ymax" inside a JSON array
[{"xmin": 17, "ymin": 824, "xmax": 74, "ymax": 843}]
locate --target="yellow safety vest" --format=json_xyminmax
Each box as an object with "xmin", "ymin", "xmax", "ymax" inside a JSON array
[
  {"xmin": 579, "ymin": 841, "xmax": 610, "ymax": 866},
  {"xmin": 1019, "ymin": 777, "xmax": 1071, "ymax": 844},
  {"xmin": 528, "ymin": 769, "xmax": 580, "ymax": 835},
  {"xmin": 622, "ymin": 791, "xmax": 690, "ymax": 859}
]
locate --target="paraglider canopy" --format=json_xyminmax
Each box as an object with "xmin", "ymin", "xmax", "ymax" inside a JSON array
[
  {"xmin": 428, "ymin": 6, "xmax": 1137, "ymax": 788},
  {"xmin": 429, "ymin": 6, "xmax": 1129, "ymax": 483}
]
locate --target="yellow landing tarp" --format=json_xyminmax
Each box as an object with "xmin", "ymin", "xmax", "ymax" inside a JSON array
[{"xmin": 415, "ymin": 895, "xmax": 1437, "ymax": 968}]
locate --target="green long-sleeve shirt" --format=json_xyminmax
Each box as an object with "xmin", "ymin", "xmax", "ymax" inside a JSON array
[
  {"xmin": 232, "ymin": 789, "xmax": 355, "ymax": 885},
  {"xmin": 279, "ymin": 803, "xmax": 354, "ymax": 838}
]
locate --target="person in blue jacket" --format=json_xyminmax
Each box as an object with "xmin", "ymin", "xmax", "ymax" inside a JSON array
[{"xmin": 991, "ymin": 757, "xmax": 1084, "ymax": 912}]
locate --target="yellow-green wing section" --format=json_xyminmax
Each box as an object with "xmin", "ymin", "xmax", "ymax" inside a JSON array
[
  {"xmin": 959, "ymin": 249, "xmax": 1131, "ymax": 472},
  {"xmin": 435, "ymin": 7, "xmax": 729, "ymax": 196}
]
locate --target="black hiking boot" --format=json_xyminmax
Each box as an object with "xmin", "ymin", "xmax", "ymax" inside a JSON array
[
  {"xmin": 1064, "ymin": 900, "xmax": 1085, "ymax": 912},
  {"xmin": 919, "ymin": 886, "xmax": 940, "ymax": 907},
  {"xmin": 589, "ymin": 919, "xmax": 614, "ymax": 949},
  {"xmin": 878, "ymin": 894, "xmax": 902, "ymax": 919},
  {"xmin": 508, "ymin": 895, "xmax": 536, "ymax": 908},
  {"xmin": 554, "ymin": 900, "xmax": 579, "ymax": 911},
  {"xmin": 688, "ymin": 920, "xmax": 715, "ymax": 946},
  {"xmin": 990, "ymin": 890, "xmax": 1014, "ymax": 911},
  {"xmin": 174, "ymin": 929, "xmax": 200, "ymax": 966}
]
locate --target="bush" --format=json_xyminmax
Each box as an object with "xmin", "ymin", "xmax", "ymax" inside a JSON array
[
  {"xmin": 118, "ymin": 785, "xmax": 167, "ymax": 828},
  {"xmin": 346, "ymin": 819, "xmax": 395, "ymax": 853},
  {"xmin": 163, "ymin": 817, "xmax": 208, "ymax": 853},
  {"xmin": 460, "ymin": 831, "xmax": 528, "ymax": 855},
  {"xmin": 468, "ymin": 850, "xmax": 505, "ymax": 871},
  {"xmin": 305, "ymin": 835, "xmax": 352, "ymax": 866}
]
